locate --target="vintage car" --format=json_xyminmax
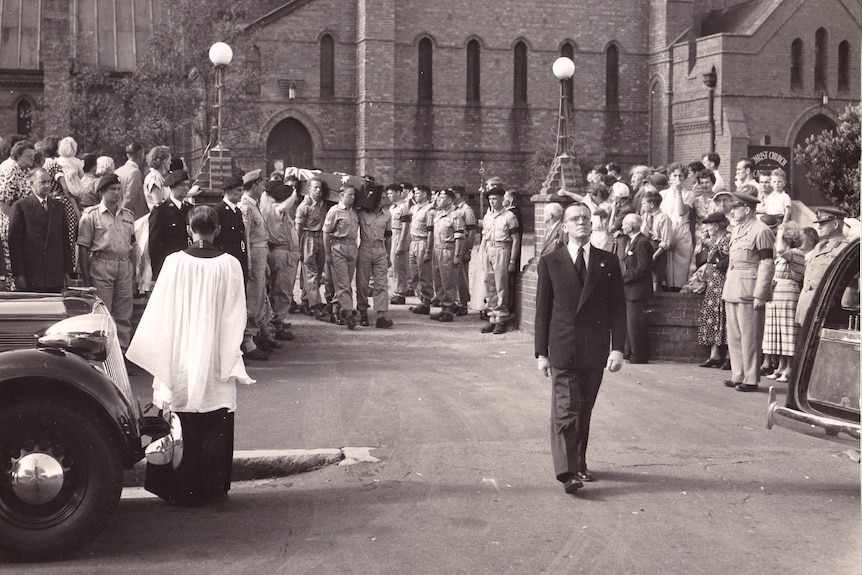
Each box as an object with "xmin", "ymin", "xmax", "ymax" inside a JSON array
[
  {"xmin": 767, "ymin": 238, "xmax": 860, "ymax": 444},
  {"xmin": 0, "ymin": 289, "xmax": 168, "ymax": 561}
]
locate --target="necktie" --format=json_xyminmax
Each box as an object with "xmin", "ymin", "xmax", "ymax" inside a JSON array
[
  {"xmin": 42, "ymin": 199, "xmax": 48, "ymax": 212},
  {"xmin": 575, "ymin": 247, "xmax": 585, "ymax": 280}
]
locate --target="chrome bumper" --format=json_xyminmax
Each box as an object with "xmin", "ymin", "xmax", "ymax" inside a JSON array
[{"xmin": 767, "ymin": 387, "xmax": 861, "ymax": 441}]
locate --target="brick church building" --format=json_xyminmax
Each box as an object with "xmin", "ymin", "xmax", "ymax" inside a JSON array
[{"xmin": 0, "ymin": 0, "xmax": 859, "ymax": 205}]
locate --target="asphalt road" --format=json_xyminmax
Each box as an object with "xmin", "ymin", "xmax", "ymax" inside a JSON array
[{"xmin": 8, "ymin": 304, "xmax": 860, "ymax": 574}]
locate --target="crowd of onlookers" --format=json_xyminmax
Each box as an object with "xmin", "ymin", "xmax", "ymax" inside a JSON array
[{"xmin": 0, "ymin": 131, "xmax": 855, "ymax": 384}]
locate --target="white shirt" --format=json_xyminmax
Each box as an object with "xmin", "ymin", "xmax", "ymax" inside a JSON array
[{"xmin": 566, "ymin": 240, "xmax": 591, "ymax": 269}]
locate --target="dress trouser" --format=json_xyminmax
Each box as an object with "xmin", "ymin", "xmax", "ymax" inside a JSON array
[
  {"xmin": 484, "ymin": 243, "xmax": 511, "ymax": 322},
  {"xmin": 390, "ymin": 230, "xmax": 410, "ymax": 296},
  {"xmin": 268, "ymin": 247, "xmax": 300, "ymax": 323},
  {"xmin": 246, "ymin": 244, "xmax": 268, "ymax": 327},
  {"xmin": 89, "ymin": 257, "xmax": 133, "ymax": 348},
  {"xmin": 301, "ymin": 233, "xmax": 325, "ymax": 307},
  {"xmin": 457, "ymin": 253, "xmax": 471, "ymax": 310},
  {"xmin": 357, "ymin": 244, "xmax": 390, "ymax": 315},
  {"xmin": 331, "ymin": 242, "xmax": 357, "ymax": 312},
  {"xmin": 550, "ymin": 366, "xmax": 604, "ymax": 482},
  {"xmin": 408, "ymin": 238, "xmax": 434, "ymax": 305},
  {"xmin": 725, "ymin": 300, "xmax": 765, "ymax": 386},
  {"xmin": 625, "ymin": 299, "xmax": 648, "ymax": 362},
  {"xmin": 432, "ymin": 246, "xmax": 458, "ymax": 312}
]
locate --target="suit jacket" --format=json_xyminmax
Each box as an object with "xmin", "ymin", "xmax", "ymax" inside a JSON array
[
  {"xmin": 541, "ymin": 220, "xmax": 565, "ymax": 257},
  {"xmin": 116, "ymin": 159, "xmax": 147, "ymax": 220},
  {"xmin": 8, "ymin": 194, "xmax": 73, "ymax": 289},
  {"xmin": 535, "ymin": 244, "xmax": 627, "ymax": 371},
  {"xmin": 213, "ymin": 201, "xmax": 248, "ymax": 282},
  {"xmin": 620, "ymin": 232, "xmax": 654, "ymax": 301},
  {"xmin": 149, "ymin": 198, "xmax": 192, "ymax": 279}
]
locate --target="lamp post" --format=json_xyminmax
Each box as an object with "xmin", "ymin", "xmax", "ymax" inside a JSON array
[
  {"xmin": 552, "ymin": 57, "xmax": 575, "ymax": 157},
  {"xmin": 703, "ymin": 67, "xmax": 717, "ymax": 153},
  {"xmin": 209, "ymin": 41, "xmax": 233, "ymax": 150}
]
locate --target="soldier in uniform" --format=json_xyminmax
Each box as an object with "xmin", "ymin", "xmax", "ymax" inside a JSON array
[
  {"xmin": 408, "ymin": 185, "xmax": 436, "ymax": 315},
  {"xmin": 453, "ymin": 185, "xmax": 478, "ymax": 316},
  {"xmin": 261, "ymin": 180, "xmax": 299, "ymax": 340},
  {"xmin": 77, "ymin": 174, "xmax": 136, "ymax": 349},
  {"xmin": 295, "ymin": 178, "xmax": 330, "ymax": 321},
  {"xmin": 148, "ymin": 169, "xmax": 192, "ymax": 280},
  {"xmin": 387, "ymin": 183, "xmax": 411, "ymax": 304},
  {"xmin": 480, "ymin": 186, "xmax": 521, "ymax": 334},
  {"xmin": 722, "ymin": 191, "xmax": 775, "ymax": 392},
  {"xmin": 428, "ymin": 189, "xmax": 465, "ymax": 322},
  {"xmin": 357, "ymin": 188, "xmax": 394, "ymax": 328},
  {"xmin": 796, "ymin": 207, "xmax": 850, "ymax": 326},
  {"xmin": 323, "ymin": 185, "xmax": 360, "ymax": 329}
]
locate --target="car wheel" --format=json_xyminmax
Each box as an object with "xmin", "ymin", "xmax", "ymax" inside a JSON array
[{"xmin": 0, "ymin": 397, "xmax": 124, "ymax": 561}]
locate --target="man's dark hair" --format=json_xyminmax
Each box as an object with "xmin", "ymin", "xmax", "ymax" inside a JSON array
[
  {"xmin": 605, "ymin": 162, "xmax": 621, "ymax": 174},
  {"xmin": 687, "ymin": 161, "xmax": 705, "ymax": 174},
  {"xmin": 592, "ymin": 164, "xmax": 608, "ymax": 176},
  {"xmin": 738, "ymin": 158, "xmax": 755, "ymax": 173},
  {"xmin": 698, "ymin": 168, "xmax": 716, "ymax": 184},
  {"xmin": 82, "ymin": 153, "xmax": 98, "ymax": 174},
  {"xmin": 188, "ymin": 205, "xmax": 219, "ymax": 235},
  {"xmin": 126, "ymin": 142, "xmax": 144, "ymax": 156},
  {"xmin": 41, "ymin": 136, "xmax": 60, "ymax": 158},
  {"xmin": 385, "ymin": 183, "xmax": 401, "ymax": 193},
  {"xmin": 704, "ymin": 152, "xmax": 721, "ymax": 167},
  {"xmin": 416, "ymin": 184, "xmax": 431, "ymax": 194}
]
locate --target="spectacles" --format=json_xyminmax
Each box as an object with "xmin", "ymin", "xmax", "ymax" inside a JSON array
[{"xmin": 565, "ymin": 215, "xmax": 591, "ymax": 223}]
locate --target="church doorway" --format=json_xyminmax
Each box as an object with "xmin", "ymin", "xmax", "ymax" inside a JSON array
[
  {"xmin": 792, "ymin": 114, "xmax": 836, "ymax": 207},
  {"xmin": 266, "ymin": 118, "xmax": 314, "ymax": 175}
]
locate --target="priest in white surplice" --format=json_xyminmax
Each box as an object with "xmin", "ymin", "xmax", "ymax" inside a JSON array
[{"xmin": 127, "ymin": 205, "xmax": 254, "ymax": 506}]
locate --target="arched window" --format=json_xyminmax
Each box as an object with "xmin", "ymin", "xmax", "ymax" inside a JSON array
[
  {"xmin": 814, "ymin": 28, "xmax": 827, "ymax": 91},
  {"xmin": 16, "ymin": 100, "xmax": 32, "ymax": 136},
  {"xmin": 561, "ymin": 42, "xmax": 575, "ymax": 107},
  {"xmin": 246, "ymin": 45, "xmax": 261, "ymax": 95},
  {"xmin": 838, "ymin": 40, "xmax": 851, "ymax": 92},
  {"xmin": 513, "ymin": 41, "xmax": 528, "ymax": 105},
  {"xmin": 466, "ymin": 40, "xmax": 481, "ymax": 105},
  {"xmin": 791, "ymin": 38, "xmax": 804, "ymax": 90},
  {"xmin": 605, "ymin": 44, "xmax": 620, "ymax": 108},
  {"xmin": 418, "ymin": 37, "xmax": 433, "ymax": 102},
  {"xmin": 320, "ymin": 34, "xmax": 335, "ymax": 98}
]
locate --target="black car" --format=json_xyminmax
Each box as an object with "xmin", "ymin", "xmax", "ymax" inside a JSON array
[
  {"xmin": 767, "ymin": 238, "xmax": 860, "ymax": 443},
  {"xmin": 0, "ymin": 289, "xmax": 168, "ymax": 561}
]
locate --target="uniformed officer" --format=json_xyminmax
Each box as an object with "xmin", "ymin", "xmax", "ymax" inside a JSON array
[
  {"xmin": 323, "ymin": 185, "xmax": 360, "ymax": 329},
  {"xmin": 77, "ymin": 173, "xmax": 136, "ymax": 349},
  {"xmin": 148, "ymin": 169, "xmax": 192, "ymax": 280},
  {"xmin": 452, "ymin": 185, "xmax": 478, "ymax": 316},
  {"xmin": 796, "ymin": 207, "xmax": 850, "ymax": 326},
  {"xmin": 295, "ymin": 177, "xmax": 329, "ymax": 321},
  {"xmin": 387, "ymin": 183, "xmax": 411, "ymax": 304},
  {"xmin": 357, "ymin": 188, "xmax": 394, "ymax": 328},
  {"xmin": 480, "ymin": 186, "xmax": 521, "ymax": 334},
  {"xmin": 428, "ymin": 189, "xmax": 465, "ymax": 322},
  {"xmin": 722, "ymin": 191, "xmax": 775, "ymax": 392},
  {"xmin": 408, "ymin": 185, "xmax": 436, "ymax": 315}
]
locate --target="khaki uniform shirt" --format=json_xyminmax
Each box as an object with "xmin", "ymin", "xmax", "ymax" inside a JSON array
[
  {"xmin": 295, "ymin": 197, "xmax": 326, "ymax": 232},
  {"xmin": 722, "ymin": 217, "xmax": 775, "ymax": 303},
  {"xmin": 482, "ymin": 208, "xmax": 520, "ymax": 244},
  {"xmin": 323, "ymin": 204, "xmax": 359, "ymax": 241},
  {"xmin": 240, "ymin": 194, "xmax": 268, "ymax": 247},
  {"xmin": 410, "ymin": 202, "xmax": 435, "ymax": 239},
  {"xmin": 261, "ymin": 193, "xmax": 299, "ymax": 250},
  {"xmin": 796, "ymin": 234, "xmax": 850, "ymax": 325},
  {"xmin": 358, "ymin": 208, "xmax": 391, "ymax": 247},
  {"xmin": 390, "ymin": 201, "xmax": 410, "ymax": 232},
  {"xmin": 77, "ymin": 202, "xmax": 135, "ymax": 255},
  {"xmin": 432, "ymin": 208, "xmax": 465, "ymax": 247}
]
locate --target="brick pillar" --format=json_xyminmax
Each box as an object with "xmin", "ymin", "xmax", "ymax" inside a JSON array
[{"xmin": 193, "ymin": 145, "xmax": 232, "ymax": 206}]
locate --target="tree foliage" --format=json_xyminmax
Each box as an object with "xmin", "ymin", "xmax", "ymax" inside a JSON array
[{"xmin": 794, "ymin": 104, "xmax": 860, "ymax": 217}]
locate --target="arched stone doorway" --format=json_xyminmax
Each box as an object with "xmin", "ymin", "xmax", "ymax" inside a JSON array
[
  {"xmin": 792, "ymin": 114, "xmax": 836, "ymax": 207},
  {"xmin": 266, "ymin": 118, "xmax": 314, "ymax": 175}
]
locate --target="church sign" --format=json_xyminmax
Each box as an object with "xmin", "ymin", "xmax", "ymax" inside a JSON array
[{"xmin": 747, "ymin": 146, "xmax": 792, "ymax": 185}]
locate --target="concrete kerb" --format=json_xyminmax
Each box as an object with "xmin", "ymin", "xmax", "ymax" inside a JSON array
[{"xmin": 122, "ymin": 448, "xmax": 347, "ymax": 487}]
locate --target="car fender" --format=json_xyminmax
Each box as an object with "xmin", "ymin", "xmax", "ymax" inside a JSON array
[{"xmin": 0, "ymin": 348, "xmax": 144, "ymax": 467}]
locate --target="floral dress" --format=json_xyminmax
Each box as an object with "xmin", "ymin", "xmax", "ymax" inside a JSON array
[{"xmin": 697, "ymin": 232, "xmax": 730, "ymax": 346}]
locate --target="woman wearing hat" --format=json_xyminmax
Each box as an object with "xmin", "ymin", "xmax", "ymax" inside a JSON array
[{"xmin": 697, "ymin": 211, "xmax": 731, "ymax": 369}]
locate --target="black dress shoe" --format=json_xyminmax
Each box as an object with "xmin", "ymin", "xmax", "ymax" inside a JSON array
[
  {"xmin": 563, "ymin": 477, "xmax": 584, "ymax": 494},
  {"xmin": 720, "ymin": 360, "xmax": 731, "ymax": 371},
  {"xmin": 576, "ymin": 470, "xmax": 594, "ymax": 482},
  {"xmin": 724, "ymin": 380, "xmax": 741, "ymax": 388},
  {"xmin": 735, "ymin": 383, "xmax": 759, "ymax": 392},
  {"xmin": 699, "ymin": 358, "xmax": 722, "ymax": 368}
]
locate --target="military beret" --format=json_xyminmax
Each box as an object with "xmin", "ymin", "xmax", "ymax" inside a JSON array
[
  {"xmin": 485, "ymin": 186, "xmax": 505, "ymax": 197},
  {"xmin": 264, "ymin": 180, "xmax": 281, "ymax": 194},
  {"xmin": 728, "ymin": 192, "xmax": 759, "ymax": 207},
  {"xmin": 222, "ymin": 174, "xmax": 244, "ymax": 191},
  {"xmin": 649, "ymin": 173, "xmax": 669, "ymax": 190},
  {"xmin": 269, "ymin": 183, "xmax": 293, "ymax": 202},
  {"xmin": 242, "ymin": 169, "xmax": 262, "ymax": 187},
  {"xmin": 702, "ymin": 211, "xmax": 729, "ymax": 225},
  {"xmin": 96, "ymin": 173, "xmax": 120, "ymax": 193},
  {"xmin": 164, "ymin": 169, "xmax": 189, "ymax": 188},
  {"xmin": 813, "ymin": 206, "xmax": 847, "ymax": 223},
  {"xmin": 169, "ymin": 158, "xmax": 185, "ymax": 172},
  {"xmin": 440, "ymin": 189, "xmax": 456, "ymax": 200}
]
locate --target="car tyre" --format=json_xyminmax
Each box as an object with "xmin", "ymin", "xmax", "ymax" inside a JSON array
[{"xmin": 0, "ymin": 397, "xmax": 124, "ymax": 561}]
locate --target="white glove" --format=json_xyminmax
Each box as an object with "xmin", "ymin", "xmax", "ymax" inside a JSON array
[
  {"xmin": 606, "ymin": 350, "xmax": 624, "ymax": 372},
  {"xmin": 537, "ymin": 356, "xmax": 550, "ymax": 377}
]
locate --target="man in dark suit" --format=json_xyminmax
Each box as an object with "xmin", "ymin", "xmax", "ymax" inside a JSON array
[
  {"xmin": 619, "ymin": 213, "xmax": 653, "ymax": 364},
  {"xmin": 214, "ymin": 174, "xmax": 249, "ymax": 283},
  {"xmin": 8, "ymin": 168, "xmax": 73, "ymax": 292},
  {"xmin": 540, "ymin": 202, "xmax": 565, "ymax": 257},
  {"xmin": 535, "ymin": 201, "xmax": 626, "ymax": 495},
  {"xmin": 148, "ymin": 169, "xmax": 192, "ymax": 279}
]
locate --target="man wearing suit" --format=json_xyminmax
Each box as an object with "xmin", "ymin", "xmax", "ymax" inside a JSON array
[
  {"xmin": 116, "ymin": 142, "xmax": 147, "ymax": 220},
  {"xmin": 148, "ymin": 169, "xmax": 192, "ymax": 280},
  {"xmin": 9, "ymin": 168, "xmax": 73, "ymax": 292},
  {"xmin": 619, "ymin": 213, "xmax": 653, "ymax": 364},
  {"xmin": 535, "ymin": 202, "xmax": 626, "ymax": 494},
  {"xmin": 540, "ymin": 202, "xmax": 565, "ymax": 257}
]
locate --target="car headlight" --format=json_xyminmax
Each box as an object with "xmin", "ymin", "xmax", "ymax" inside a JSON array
[{"xmin": 37, "ymin": 313, "xmax": 112, "ymax": 362}]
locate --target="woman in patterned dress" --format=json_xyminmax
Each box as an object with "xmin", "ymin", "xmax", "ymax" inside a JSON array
[
  {"xmin": 41, "ymin": 136, "xmax": 82, "ymax": 273},
  {"xmin": 762, "ymin": 223, "xmax": 806, "ymax": 383},
  {"xmin": 697, "ymin": 211, "xmax": 731, "ymax": 368}
]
